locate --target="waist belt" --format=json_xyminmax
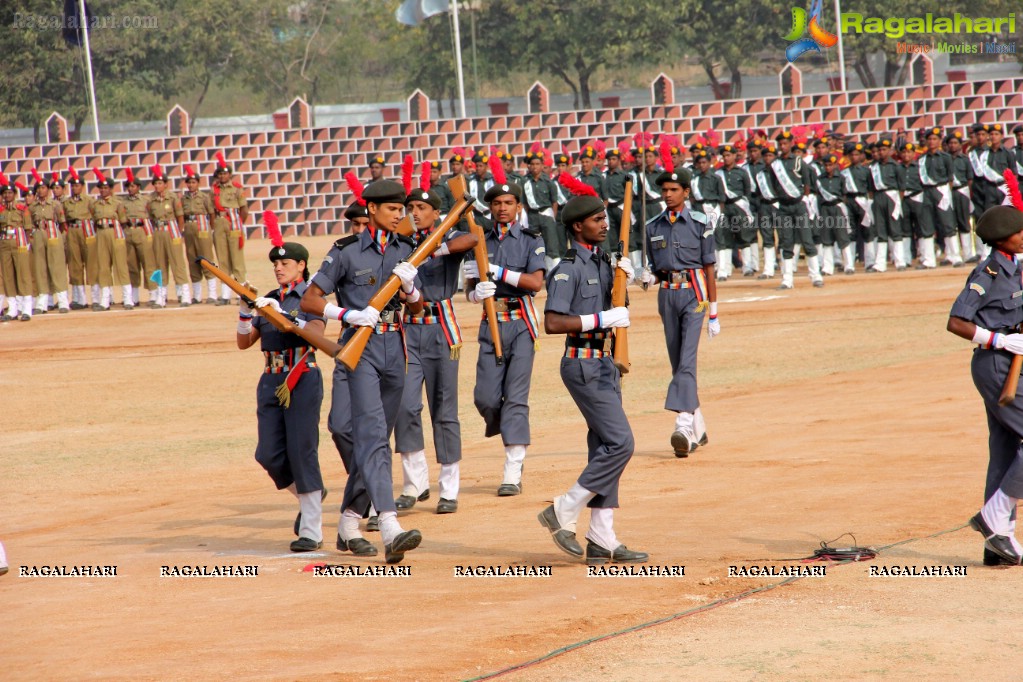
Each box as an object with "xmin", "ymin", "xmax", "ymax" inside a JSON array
[
  {"xmin": 96, "ymin": 219, "xmax": 118, "ymax": 228},
  {"xmin": 492, "ymin": 297, "xmax": 523, "ymax": 313},
  {"xmin": 846, "ymin": 193, "xmax": 863, "ymax": 198},
  {"xmin": 264, "ymin": 347, "xmax": 317, "ymax": 374},
  {"xmin": 778, "ymin": 197, "xmax": 803, "ymax": 205},
  {"xmin": 153, "ymin": 219, "xmax": 174, "ymax": 227},
  {"xmin": 565, "ymin": 332, "xmax": 612, "ymax": 358},
  {"xmin": 658, "ymin": 270, "xmax": 693, "ymax": 290},
  {"xmin": 820, "ymin": 200, "xmax": 841, "ymax": 207},
  {"xmin": 125, "ymin": 219, "xmax": 147, "ymax": 227},
  {"xmin": 904, "ymin": 190, "xmax": 922, "ymax": 199},
  {"xmin": 404, "ymin": 301, "xmax": 447, "ymax": 324},
  {"xmin": 343, "ymin": 308, "xmax": 402, "ymax": 334},
  {"xmin": 2, "ymin": 227, "xmax": 22, "ymax": 238}
]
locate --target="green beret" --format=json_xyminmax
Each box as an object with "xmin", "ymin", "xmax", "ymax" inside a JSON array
[
  {"xmin": 483, "ymin": 182, "xmax": 521, "ymax": 203},
  {"xmin": 560, "ymin": 196, "xmax": 605, "ymax": 228},
  {"xmin": 656, "ymin": 168, "xmax": 692, "ymax": 188},
  {"xmin": 362, "ymin": 180, "xmax": 406, "ymax": 205},
  {"xmin": 976, "ymin": 206, "xmax": 1023, "ymax": 245},
  {"xmin": 269, "ymin": 241, "xmax": 309, "ymax": 263},
  {"xmin": 405, "ymin": 188, "xmax": 442, "ymax": 210}
]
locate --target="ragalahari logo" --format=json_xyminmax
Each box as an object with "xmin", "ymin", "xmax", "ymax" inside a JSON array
[{"xmin": 785, "ymin": 0, "xmax": 839, "ymax": 62}]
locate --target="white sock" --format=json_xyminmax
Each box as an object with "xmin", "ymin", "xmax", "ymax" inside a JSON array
[
  {"xmin": 378, "ymin": 511, "xmax": 403, "ymax": 545},
  {"xmin": 586, "ymin": 507, "xmax": 619, "ymax": 552},
  {"xmin": 399, "ymin": 450, "xmax": 429, "ymax": 496},
  {"xmin": 192, "ymin": 282, "xmax": 202, "ymax": 301},
  {"xmin": 763, "ymin": 247, "xmax": 777, "ymax": 275},
  {"xmin": 57, "ymin": 291, "xmax": 70, "ymax": 309},
  {"xmin": 297, "ymin": 491, "xmax": 323, "ymax": 542},
  {"xmin": 100, "ymin": 287, "xmax": 112, "ymax": 308},
  {"xmin": 20, "ymin": 296, "xmax": 32, "ymax": 317},
  {"xmin": 554, "ymin": 482, "xmax": 597, "ymax": 533},
  {"xmin": 694, "ymin": 407, "xmax": 706, "ymax": 440},
  {"xmin": 35, "ymin": 294, "xmax": 47, "ymax": 311},
  {"xmin": 874, "ymin": 242, "xmax": 888, "ymax": 271},
  {"xmin": 0, "ymin": 540, "xmax": 6, "ymax": 570},
  {"xmin": 920, "ymin": 237, "xmax": 936, "ymax": 268},
  {"xmin": 741, "ymin": 246, "xmax": 752, "ymax": 272},
  {"xmin": 982, "ymin": 489, "xmax": 1019, "ymax": 536},
  {"xmin": 503, "ymin": 444, "xmax": 526, "ymax": 485},
  {"xmin": 960, "ymin": 232, "xmax": 974, "ymax": 259},
  {"xmin": 339, "ymin": 508, "xmax": 363, "ymax": 541},
  {"xmin": 674, "ymin": 410, "xmax": 694, "ymax": 434},
  {"xmin": 750, "ymin": 242, "xmax": 760, "ymax": 271},
  {"xmin": 806, "ymin": 254, "xmax": 822, "ymax": 283},
  {"xmin": 439, "ymin": 462, "xmax": 460, "ymax": 500},
  {"xmin": 944, "ymin": 236, "xmax": 963, "ymax": 264},
  {"xmin": 91, "ymin": 284, "xmax": 100, "ymax": 303},
  {"xmin": 122, "ymin": 284, "xmax": 133, "ymax": 305},
  {"xmin": 207, "ymin": 278, "xmax": 219, "ymax": 299},
  {"xmin": 842, "ymin": 245, "xmax": 854, "ymax": 271},
  {"xmin": 7, "ymin": 296, "xmax": 19, "ymax": 316},
  {"xmin": 221, "ymin": 282, "xmax": 231, "ymax": 300},
  {"xmin": 781, "ymin": 258, "xmax": 795, "ymax": 287}
]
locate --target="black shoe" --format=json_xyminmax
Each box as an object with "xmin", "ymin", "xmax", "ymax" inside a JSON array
[
  {"xmin": 538, "ymin": 504, "xmax": 583, "ymax": 558},
  {"xmin": 436, "ymin": 498, "xmax": 458, "ymax": 514},
  {"xmin": 585, "ymin": 540, "xmax": 649, "ymax": 565},
  {"xmin": 395, "ymin": 488, "xmax": 431, "ymax": 510},
  {"xmin": 290, "ymin": 537, "xmax": 322, "ymax": 552},
  {"xmin": 366, "ymin": 515, "xmax": 379, "ymax": 532},
  {"xmin": 969, "ymin": 513, "xmax": 1022, "ymax": 565},
  {"xmin": 698, "ymin": 433, "xmax": 709, "ymax": 447},
  {"xmin": 670, "ymin": 430, "xmax": 694, "ymax": 458},
  {"xmin": 385, "ymin": 529, "xmax": 422, "ymax": 564},
  {"xmin": 216, "ymin": 298, "xmax": 229, "ymax": 306},
  {"xmin": 983, "ymin": 548, "xmax": 1018, "ymax": 566},
  {"xmin": 91, "ymin": 303, "xmax": 103, "ymax": 311},
  {"xmin": 205, "ymin": 297, "xmax": 216, "ymax": 305},
  {"xmin": 0, "ymin": 315, "xmax": 10, "ymax": 322},
  {"xmin": 70, "ymin": 302, "xmax": 86, "ymax": 310},
  {"xmin": 19, "ymin": 314, "xmax": 30, "ymax": 321},
  {"xmin": 294, "ymin": 488, "xmax": 328, "ymax": 536},
  {"xmin": 336, "ymin": 534, "xmax": 378, "ymax": 556},
  {"xmin": 58, "ymin": 308, "xmax": 70, "ymax": 314},
  {"xmin": 497, "ymin": 482, "xmax": 522, "ymax": 496},
  {"xmin": 966, "ymin": 255, "xmax": 980, "ymax": 263}
]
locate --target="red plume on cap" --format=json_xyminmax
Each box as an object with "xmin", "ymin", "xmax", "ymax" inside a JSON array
[
  {"xmin": 450, "ymin": 147, "xmax": 468, "ymax": 161},
  {"xmin": 810, "ymin": 123, "xmax": 825, "ymax": 139},
  {"xmin": 529, "ymin": 141, "xmax": 544, "ymax": 154},
  {"xmin": 263, "ymin": 210, "xmax": 284, "ymax": 249},
  {"xmin": 790, "ymin": 125, "xmax": 808, "ymax": 144},
  {"xmin": 591, "ymin": 139, "xmax": 606, "ymax": 160},
  {"xmin": 558, "ymin": 172, "xmax": 600, "ymax": 198},
  {"xmin": 633, "ymin": 132, "xmax": 654, "ymax": 149},
  {"xmin": 215, "ymin": 152, "xmax": 229, "ymax": 170},
  {"xmin": 488, "ymin": 153, "xmax": 507, "ymax": 186},
  {"xmin": 125, "ymin": 168, "xmax": 135, "ymax": 184},
  {"xmin": 150, "ymin": 164, "xmax": 164, "ymax": 178},
  {"xmin": 31, "ymin": 168, "xmax": 44, "ymax": 184},
  {"xmin": 659, "ymin": 141, "xmax": 675, "ymax": 174},
  {"xmin": 15, "ymin": 181, "xmax": 29, "ymax": 194},
  {"xmin": 401, "ymin": 155, "xmax": 415, "ymax": 195},
  {"xmin": 52, "ymin": 171, "xmax": 61, "ymax": 183},
  {"xmin": 617, "ymin": 141, "xmax": 634, "ymax": 163},
  {"xmin": 183, "ymin": 164, "xmax": 196, "ymax": 178},
  {"xmin": 68, "ymin": 167, "xmax": 80, "ymax": 182},
  {"xmin": 1005, "ymin": 169, "xmax": 1023, "ymax": 212},
  {"xmin": 344, "ymin": 171, "xmax": 366, "ymax": 206},
  {"xmin": 0, "ymin": 172, "xmax": 10, "ymax": 186},
  {"xmin": 92, "ymin": 167, "xmax": 107, "ymax": 183},
  {"xmin": 704, "ymin": 129, "xmax": 721, "ymax": 148},
  {"xmin": 419, "ymin": 162, "xmax": 432, "ymax": 192}
]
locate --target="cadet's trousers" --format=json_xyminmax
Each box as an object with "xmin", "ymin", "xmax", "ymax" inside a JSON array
[
  {"xmin": 561, "ymin": 355, "xmax": 634, "ymax": 509},
  {"xmin": 819, "ymin": 202, "xmax": 852, "ymax": 248},
  {"xmin": 870, "ymin": 192, "xmax": 902, "ymax": 241},
  {"xmin": 952, "ymin": 188, "xmax": 972, "ymax": 233},
  {"xmin": 152, "ymin": 227, "xmax": 188, "ymax": 287},
  {"xmin": 255, "ymin": 366, "xmax": 324, "ymax": 493},
  {"xmin": 0, "ymin": 238, "xmax": 32, "ymax": 296},
  {"xmin": 94, "ymin": 226, "xmax": 129, "ymax": 287},
  {"xmin": 604, "ymin": 204, "xmax": 623, "ymax": 253},
  {"xmin": 212, "ymin": 217, "xmax": 247, "ymax": 283},
  {"xmin": 903, "ymin": 194, "xmax": 930, "ymax": 238},
  {"xmin": 65, "ymin": 225, "xmax": 90, "ymax": 286},
  {"xmin": 658, "ymin": 284, "xmax": 705, "ymax": 413},
  {"xmin": 474, "ymin": 316, "xmax": 535, "ymax": 445},
  {"xmin": 971, "ymin": 349, "xmax": 1023, "ymax": 499},
  {"xmin": 923, "ymin": 187, "xmax": 957, "ymax": 239},
  {"xmin": 776, "ymin": 199, "xmax": 817, "ymax": 259},
  {"xmin": 395, "ymin": 322, "xmax": 462, "ymax": 463},
  {"xmin": 124, "ymin": 227, "xmax": 157, "ymax": 291},
  {"xmin": 339, "ymin": 330, "xmax": 406, "ymax": 516},
  {"xmin": 184, "ymin": 220, "xmax": 215, "ymax": 284},
  {"xmin": 722, "ymin": 201, "xmax": 756, "ymax": 248},
  {"xmin": 758, "ymin": 202, "xmax": 779, "ymax": 249},
  {"xmin": 31, "ymin": 229, "xmax": 68, "ymax": 295},
  {"xmin": 328, "ymin": 362, "xmax": 355, "ymax": 474}
]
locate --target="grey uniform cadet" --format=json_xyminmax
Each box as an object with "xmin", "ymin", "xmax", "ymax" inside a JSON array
[{"xmin": 311, "ymin": 227, "xmax": 416, "ymax": 518}]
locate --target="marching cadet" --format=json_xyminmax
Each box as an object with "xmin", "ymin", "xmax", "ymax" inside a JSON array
[
  {"xmin": 0, "ymin": 175, "xmax": 34, "ymax": 321},
  {"xmin": 716, "ymin": 143, "xmax": 755, "ymax": 277},
  {"xmin": 641, "ymin": 161, "xmax": 718, "ymax": 456},
  {"xmin": 462, "ymin": 159, "xmax": 547, "ymax": 496},
  {"xmin": 427, "ymin": 161, "xmax": 455, "ymax": 218},
  {"xmin": 987, "ymin": 124, "xmax": 1013, "ymax": 209},
  {"xmin": 394, "ymin": 167, "xmax": 479, "ymax": 514},
  {"xmin": 180, "ymin": 165, "xmax": 218, "ymax": 303},
  {"xmin": 445, "ymin": 147, "xmax": 469, "ymax": 184},
  {"xmin": 549, "ymin": 152, "xmax": 573, "ymax": 265},
  {"xmin": 366, "ymin": 154, "xmax": 387, "ymax": 184},
  {"xmin": 867, "ymin": 138, "xmax": 905, "ymax": 272},
  {"xmin": 344, "ymin": 202, "xmax": 369, "ymax": 234},
  {"xmin": 947, "ymin": 130, "xmax": 977, "ymax": 262},
  {"xmin": 690, "ymin": 147, "xmax": 727, "ymax": 280},
  {"xmin": 1014, "ymin": 125, "xmax": 1023, "ymax": 177},
  {"xmin": 841, "ymin": 141, "xmax": 872, "ymax": 270},
  {"xmin": 770, "ymin": 130, "xmax": 823, "ymax": 288},
  {"xmin": 947, "ymin": 199, "xmax": 1023, "ymax": 566},
  {"xmin": 575, "ymin": 144, "xmax": 606, "ymax": 198},
  {"xmin": 603, "ymin": 144, "xmax": 631, "ymax": 252},
  {"xmin": 302, "ymin": 179, "xmax": 424, "ymax": 563},
  {"xmin": 89, "ymin": 168, "xmax": 132, "ymax": 311},
  {"xmin": 63, "ymin": 167, "xmax": 95, "ymax": 309},
  {"xmin": 815, "ymin": 154, "xmax": 853, "ymax": 275},
  {"xmin": 468, "ymin": 150, "xmax": 494, "ymax": 224},
  {"xmin": 969, "ymin": 124, "xmax": 993, "ymax": 227},
  {"xmin": 121, "ymin": 169, "xmax": 157, "ymax": 308},
  {"xmin": 520, "ymin": 146, "xmax": 561, "ymax": 271},
  {"xmin": 211, "ymin": 152, "xmax": 248, "ymax": 304},
  {"xmin": 754, "ymin": 143, "xmax": 781, "ymax": 279},
  {"xmin": 899, "ymin": 142, "xmax": 934, "ymax": 269},
  {"xmin": 635, "ymin": 145, "xmax": 665, "ymax": 241},
  {"xmin": 28, "ymin": 169, "xmax": 70, "ymax": 314},
  {"xmin": 920, "ymin": 127, "xmax": 963, "ymax": 267},
  {"xmin": 538, "ymin": 187, "xmax": 648, "ymax": 566},
  {"xmin": 147, "ymin": 165, "xmax": 191, "ymax": 308},
  {"xmin": 739, "ymin": 139, "xmax": 762, "ymax": 276},
  {"xmin": 237, "ymin": 220, "xmax": 327, "ymax": 552},
  {"xmin": 497, "ymin": 150, "xmax": 524, "ymax": 187}
]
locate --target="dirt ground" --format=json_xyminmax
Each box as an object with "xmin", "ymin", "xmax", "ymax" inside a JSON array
[{"xmin": 2, "ymin": 235, "xmax": 1017, "ymax": 681}]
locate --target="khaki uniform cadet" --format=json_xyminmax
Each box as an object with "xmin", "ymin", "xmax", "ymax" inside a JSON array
[
  {"xmin": 920, "ymin": 127, "xmax": 963, "ymax": 267},
  {"xmin": 394, "ymin": 183, "xmax": 478, "ymax": 514},
  {"xmin": 946, "ymin": 130, "xmax": 976, "ymax": 262},
  {"xmin": 521, "ymin": 148, "xmax": 560, "ymax": 271},
  {"xmin": 641, "ymin": 165, "xmax": 719, "ymax": 457},
  {"xmin": 603, "ymin": 147, "xmax": 630, "ymax": 252},
  {"xmin": 948, "ymin": 205, "xmax": 1023, "ymax": 566},
  {"xmin": 462, "ymin": 177, "xmax": 547, "ymax": 496},
  {"xmin": 89, "ymin": 168, "xmax": 131, "ymax": 310},
  {"xmin": 716, "ymin": 144, "xmax": 756, "ymax": 277},
  {"xmin": 121, "ymin": 169, "xmax": 158, "ymax": 307},
  {"xmin": 539, "ymin": 192, "xmax": 648, "ymax": 566},
  {"xmin": 180, "ymin": 165, "xmax": 218, "ymax": 303},
  {"xmin": 0, "ymin": 177, "xmax": 34, "ymax": 321},
  {"xmin": 815, "ymin": 154, "xmax": 854, "ymax": 275},
  {"xmin": 210, "ymin": 152, "xmax": 248, "ymax": 303},
  {"xmin": 147, "ymin": 165, "xmax": 191, "ymax": 308},
  {"xmin": 770, "ymin": 130, "xmax": 823, "ymax": 288},
  {"xmin": 28, "ymin": 169, "xmax": 70, "ymax": 314},
  {"xmin": 63, "ymin": 167, "xmax": 96, "ymax": 309}
]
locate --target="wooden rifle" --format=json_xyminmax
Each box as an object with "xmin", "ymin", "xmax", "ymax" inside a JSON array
[
  {"xmin": 612, "ymin": 180, "xmax": 633, "ymax": 375},
  {"xmin": 464, "ymin": 211, "xmax": 504, "ymax": 365}
]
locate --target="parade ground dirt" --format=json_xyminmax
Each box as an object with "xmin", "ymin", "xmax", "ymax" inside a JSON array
[{"xmin": 3, "ymin": 234, "xmax": 1019, "ymax": 680}]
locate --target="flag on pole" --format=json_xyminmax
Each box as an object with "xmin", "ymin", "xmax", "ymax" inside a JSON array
[
  {"xmin": 62, "ymin": 0, "xmax": 91, "ymax": 47},
  {"xmin": 395, "ymin": 0, "xmax": 451, "ymax": 26}
]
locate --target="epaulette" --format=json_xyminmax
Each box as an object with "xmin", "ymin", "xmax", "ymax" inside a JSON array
[
  {"xmin": 522, "ymin": 226, "xmax": 542, "ymax": 238},
  {"xmin": 333, "ymin": 234, "xmax": 359, "ymax": 250},
  {"xmin": 397, "ymin": 234, "xmax": 416, "ymax": 248},
  {"xmin": 561, "ymin": 248, "xmax": 577, "ymax": 263},
  {"xmin": 690, "ymin": 210, "xmax": 708, "ymax": 223}
]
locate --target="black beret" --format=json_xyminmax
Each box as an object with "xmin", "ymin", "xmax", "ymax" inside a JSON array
[
  {"xmin": 606, "ymin": 148, "xmax": 621, "ymax": 158},
  {"xmin": 471, "ymin": 151, "xmax": 488, "ymax": 164},
  {"xmin": 554, "ymin": 153, "xmax": 571, "ymax": 165},
  {"xmin": 977, "ymin": 206, "xmax": 1023, "ymax": 245},
  {"xmin": 925, "ymin": 126, "xmax": 943, "ymax": 138},
  {"xmin": 876, "ymin": 137, "xmax": 893, "ymax": 147},
  {"xmin": 972, "ymin": 123, "xmax": 988, "ymax": 133},
  {"xmin": 368, "ymin": 155, "xmax": 386, "ymax": 167},
  {"xmin": 655, "ymin": 167, "xmax": 692, "ymax": 188},
  {"xmin": 898, "ymin": 142, "xmax": 915, "ymax": 152},
  {"xmin": 720, "ymin": 144, "xmax": 737, "ymax": 154},
  {"xmin": 945, "ymin": 131, "xmax": 964, "ymax": 143},
  {"xmin": 523, "ymin": 150, "xmax": 545, "ymax": 164},
  {"xmin": 95, "ymin": 178, "xmax": 115, "ymax": 188},
  {"xmin": 0, "ymin": 181, "xmax": 15, "ymax": 193},
  {"xmin": 762, "ymin": 144, "xmax": 778, "ymax": 155},
  {"xmin": 824, "ymin": 154, "xmax": 839, "ymax": 164},
  {"xmin": 844, "ymin": 141, "xmax": 865, "ymax": 154},
  {"xmin": 578, "ymin": 146, "xmax": 598, "ymax": 160},
  {"xmin": 362, "ymin": 180, "xmax": 406, "ymax": 205},
  {"xmin": 50, "ymin": 174, "xmax": 66, "ymax": 188},
  {"xmin": 991, "ymin": 123, "xmax": 1004, "ymax": 132},
  {"xmin": 405, "ymin": 188, "xmax": 442, "ymax": 210},
  {"xmin": 344, "ymin": 202, "xmax": 367, "ymax": 220},
  {"xmin": 1013, "ymin": 125, "xmax": 1023, "ymax": 134},
  {"xmin": 560, "ymin": 196, "xmax": 605, "ymax": 228},
  {"xmin": 269, "ymin": 241, "xmax": 309, "ymax": 263},
  {"xmin": 483, "ymin": 181, "xmax": 522, "ymax": 202},
  {"xmin": 775, "ymin": 130, "xmax": 793, "ymax": 141}
]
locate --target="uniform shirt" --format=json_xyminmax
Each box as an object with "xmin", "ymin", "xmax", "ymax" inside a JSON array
[
  {"xmin": 122, "ymin": 194, "xmax": 149, "ymax": 222},
  {"xmin": 604, "ymin": 169, "xmax": 630, "ymax": 205},
  {"xmin": 951, "ymin": 153, "xmax": 974, "ymax": 187},
  {"xmin": 148, "ymin": 191, "xmax": 184, "ymax": 222},
  {"xmin": 921, "ymin": 150, "xmax": 954, "ymax": 185},
  {"xmin": 91, "ymin": 195, "xmax": 127, "ymax": 223},
  {"xmin": 482, "ymin": 222, "xmax": 546, "ymax": 299},
  {"xmin": 468, "ymin": 173, "xmax": 493, "ymax": 213},
  {"xmin": 988, "ymin": 146, "xmax": 1014, "ymax": 180},
  {"xmin": 414, "ymin": 227, "xmax": 466, "ymax": 301},
  {"xmin": 545, "ymin": 240, "xmax": 613, "ymax": 319},
  {"xmin": 691, "ymin": 169, "xmax": 725, "ymax": 205},
  {"xmin": 520, "ymin": 173, "xmax": 559, "ymax": 211},
  {"xmin": 869, "ymin": 159, "xmax": 905, "ymax": 193},
  {"xmin": 950, "ymin": 251, "xmax": 1023, "ymax": 331},
  {"xmin": 213, "ymin": 181, "xmax": 246, "ymax": 210},
  {"xmin": 0, "ymin": 201, "xmax": 32, "ymax": 231},
  {"xmin": 636, "ymin": 169, "xmax": 662, "ymax": 203},
  {"xmin": 815, "ymin": 172, "xmax": 846, "ymax": 205},
  {"xmin": 645, "ymin": 207, "xmax": 716, "ymax": 272},
  {"xmin": 430, "ymin": 182, "xmax": 456, "ymax": 215},
  {"xmin": 716, "ymin": 166, "xmax": 751, "ymax": 202},
  {"xmin": 312, "ymin": 228, "xmax": 415, "ymax": 312},
  {"xmin": 770, "ymin": 154, "xmax": 812, "ymax": 200},
  {"xmin": 842, "ymin": 164, "xmax": 871, "ymax": 195},
  {"xmin": 63, "ymin": 193, "xmax": 94, "ymax": 222},
  {"xmin": 576, "ymin": 170, "xmax": 606, "ymax": 200},
  {"xmin": 902, "ymin": 160, "xmax": 924, "ymax": 195},
  {"xmin": 253, "ymin": 280, "xmax": 325, "ymax": 351},
  {"xmin": 29, "ymin": 197, "xmax": 65, "ymax": 227},
  {"xmin": 181, "ymin": 190, "xmax": 214, "ymax": 220}
]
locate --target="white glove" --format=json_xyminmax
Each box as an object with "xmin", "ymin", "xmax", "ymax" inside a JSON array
[
  {"xmin": 471, "ymin": 280, "xmax": 497, "ymax": 302},
  {"xmin": 708, "ymin": 317, "xmax": 721, "ymax": 339},
  {"xmin": 1000, "ymin": 333, "xmax": 1023, "ymax": 354},
  {"xmin": 639, "ymin": 268, "xmax": 657, "ymax": 286},
  {"xmin": 239, "ymin": 297, "xmax": 254, "ymax": 315},
  {"xmin": 345, "ymin": 307, "xmax": 380, "ymax": 327},
  {"xmin": 254, "ymin": 296, "xmax": 282, "ymax": 314},
  {"xmin": 392, "ymin": 261, "xmax": 418, "ymax": 293},
  {"xmin": 617, "ymin": 257, "xmax": 635, "ymax": 284},
  {"xmin": 598, "ymin": 307, "xmax": 630, "ymax": 328},
  {"xmin": 463, "ymin": 260, "xmax": 480, "ymax": 280}
]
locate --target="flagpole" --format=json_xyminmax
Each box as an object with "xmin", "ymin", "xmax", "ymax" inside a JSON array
[
  {"xmin": 79, "ymin": 0, "xmax": 101, "ymax": 140},
  {"xmin": 451, "ymin": 0, "xmax": 467, "ymax": 118},
  {"xmin": 835, "ymin": 0, "xmax": 847, "ymax": 90}
]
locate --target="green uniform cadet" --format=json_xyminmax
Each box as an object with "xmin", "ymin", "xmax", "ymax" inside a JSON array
[
  {"xmin": 603, "ymin": 154, "xmax": 630, "ymax": 252},
  {"xmin": 147, "ymin": 167, "xmax": 190, "ymax": 308},
  {"xmin": 769, "ymin": 132, "xmax": 823, "ymax": 288},
  {"xmin": 920, "ymin": 129, "xmax": 961, "ymax": 266},
  {"xmin": 180, "ymin": 166, "xmax": 217, "ymax": 303},
  {"xmin": 89, "ymin": 170, "xmax": 131, "ymax": 310},
  {"xmin": 715, "ymin": 145, "xmax": 755, "ymax": 275},
  {"xmin": 948, "ymin": 135, "xmax": 976, "ymax": 260},
  {"xmin": 521, "ymin": 150, "xmax": 561, "ymax": 271},
  {"xmin": 63, "ymin": 170, "xmax": 96, "ymax": 308},
  {"xmin": 867, "ymin": 140, "xmax": 905, "ymax": 272},
  {"xmin": 211, "ymin": 154, "xmax": 248, "ymax": 302},
  {"xmin": 900, "ymin": 148, "xmax": 933, "ymax": 268},
  {"xmin": 121, "ymin": 171, "xmax": 158, "ymax": 307},
  {"xmin": 814, "ymin": 155, "xmax": 853, "ymax": 275},
  {"xmin": 28, "ymin": 177, "xmax": 69, "ymax": 314},
  {"xmin": 0, "ymin": 180, "xmax": 34, "ymax": 320}
]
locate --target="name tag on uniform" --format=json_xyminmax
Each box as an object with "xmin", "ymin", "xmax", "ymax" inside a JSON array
[
  {"xmin": 650, "ymin": 235, "xmax": 665, "ymax": 242},
  {"xmin": 1014, "ymin": 290, "xmax": 1022, "ymax": 298},
  {"xmin": 355, "ymin": 268, "xmax": 372, "ymax": 276},
  {"xmin": 587, "ymin": 278, "xmax": 598, "ymax": 285}
]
